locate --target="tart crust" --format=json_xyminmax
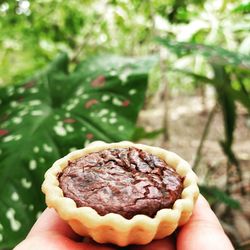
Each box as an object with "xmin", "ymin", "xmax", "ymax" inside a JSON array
[{"xmin": 42, "ymin": 141, "xmax": 199, "ymax": 246}]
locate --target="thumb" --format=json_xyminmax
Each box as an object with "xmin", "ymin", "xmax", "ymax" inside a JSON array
[{"xmin": 177, "ymin": 195, "xmax": 234, "ymax": 250}]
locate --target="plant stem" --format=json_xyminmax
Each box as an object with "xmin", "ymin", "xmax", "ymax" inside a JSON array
[
  {"xmin": 161, "ymin": 52, "xmax": 170, "ymax": 141},
  {"xmin": 193, "ymin": 103, "xmax": 218, "ymax": 171},
  {"xmin": 149, "ymin": 0, "xmax": 170, "ymax": 142},
  {"xmin": 225, "ymin": 149, "xmax": 246, "ymax": 195}
]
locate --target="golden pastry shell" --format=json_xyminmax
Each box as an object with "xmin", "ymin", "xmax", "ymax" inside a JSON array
[{"xmin": 42, "ymin": 141, "xmax": 199, "ymax": 246}]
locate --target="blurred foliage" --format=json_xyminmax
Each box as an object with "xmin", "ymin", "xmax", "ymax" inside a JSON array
[
  {"xmin": 234, "ymin": 1, "xmax": 250, "ymax": 13},
  {"xmin": 0, "ymin": 53, "xmax": 156, "ymax": 249},
  {"xmin": 1, "ymin": 0, "xmax": 249, "ymax": 87},
  {"xmin": 156, "ymin": 38, "xmax": 250, "ymax": 70},
  {"xmin": 200, "ymin": 185, "xmax": 240, "ymax": 209},
  {"xmin": 157, "ymin": 38, "xmax": 250, "ymax": 181},
  {"xmin": 132, "ymin": 126, "xmax": 164, "ymax": 141},
  {"xmin": 0, "ymin": 0, "xmax": 157, "ymax": 85}
]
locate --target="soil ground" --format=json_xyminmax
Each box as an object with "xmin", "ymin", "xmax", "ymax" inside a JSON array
[{"xmin": 137, "ymin": 93, "xmax": 250, "ymax": 249}]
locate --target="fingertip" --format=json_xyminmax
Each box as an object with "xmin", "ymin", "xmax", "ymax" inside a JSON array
[
  {"xmin": 189, "ymin": 194, "xmax": 223, "ymax": 229},
  {"xmin": 195, "ymin": 194, "xmax": 212, "ymax": 210},
  {"xmin": 27, "ymin": 208, "xmax": 80, "ymax": 241},
  {"xmin": 177, "ymin": 195, "xmax": 234, "ymax": 250}
]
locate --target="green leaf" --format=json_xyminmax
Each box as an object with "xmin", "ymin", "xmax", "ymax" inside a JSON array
[
  {"xmin": 156, "ymin": 38, "xmax": 250, "ymax": 70},
  {"xmin": 132, "ymin": 126, "xmax": 164, "ymax": 142},
  {"xmin": 212, "ymin": 65, "xmax": 236, "ymax": 147},
  {"xmin": 228, "ymin": 88, "xmax": 250, "ymax": 114},
  {"xmin": 233, "ymin": 2, "xmax": 250, "ymax": 13},
  {"xmin": 199, "ymin": 185, "xmax": 240, "ymax": 209},
  {"xmin": 0, "ymin": 53, "xmax": 156, "ymax": 249},
  {"xmin": 169, "ymin": 68, "xmax": 250, "ymax": 113},
  {"xmin": 169, "ymin": 67, "xmax": 215, "ymax": 85}
]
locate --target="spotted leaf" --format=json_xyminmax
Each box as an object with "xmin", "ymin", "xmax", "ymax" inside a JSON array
[{"xmin": 0, "ymin": 53, "xmax": 156, "ymax": 249}]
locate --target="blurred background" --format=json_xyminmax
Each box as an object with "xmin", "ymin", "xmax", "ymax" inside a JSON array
[{"xmin": 0, "ymin": 0, "xmax": 250, "ymax": 249}]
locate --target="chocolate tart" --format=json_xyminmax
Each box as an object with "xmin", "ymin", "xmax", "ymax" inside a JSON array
[{"xmin": 42, "ymin": 141, "xmax": 199, "ymax": 246}]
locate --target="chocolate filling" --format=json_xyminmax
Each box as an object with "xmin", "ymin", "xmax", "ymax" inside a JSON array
[{"xmin": 58, "ymin": 147, "xmax": 183, "ymax": 219}]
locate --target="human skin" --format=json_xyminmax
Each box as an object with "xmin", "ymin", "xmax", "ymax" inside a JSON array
[{"xmin": 14, "ymin": 195, "xmax": 234, "ymax": 250}]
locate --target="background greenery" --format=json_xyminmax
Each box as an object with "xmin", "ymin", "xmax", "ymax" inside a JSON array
[{"xmin": 0, "ymin": 0, "xmax": 250, "ymax": 249}]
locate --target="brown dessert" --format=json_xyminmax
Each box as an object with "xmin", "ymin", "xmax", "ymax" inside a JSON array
[
  {"xmin": 58, "ymin": 147, "xmax": 183, "ymax": 219},
  {"xmin": 42, "ymin": 141, "xmax": 199, "ymax": 246}
]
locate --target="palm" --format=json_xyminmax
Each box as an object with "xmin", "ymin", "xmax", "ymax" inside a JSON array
[{"xmin": 15, "ymin": 196, "xmax": 234, "ymax": 250}]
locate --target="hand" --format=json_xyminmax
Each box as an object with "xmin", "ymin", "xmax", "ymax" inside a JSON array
[{"xmin": 14, "ymin": 195, "xmax": 234, "ymax": 250}]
